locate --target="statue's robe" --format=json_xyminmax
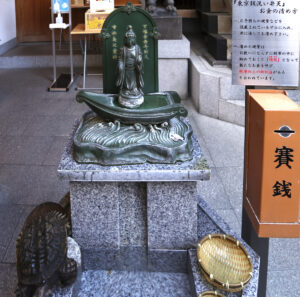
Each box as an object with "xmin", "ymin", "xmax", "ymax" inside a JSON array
[{"xmin": 116, "ymin": 45, "xmax": 144, "ymax": 96}]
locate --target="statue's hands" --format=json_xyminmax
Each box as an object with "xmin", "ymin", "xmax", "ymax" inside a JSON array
[
  {"xmin": 119, "ymin": 61, "xmax": 124, "ymax": 71},
  {"xmin": 137, "ymin": 55, "xmax": 142, "ymax": 64}
]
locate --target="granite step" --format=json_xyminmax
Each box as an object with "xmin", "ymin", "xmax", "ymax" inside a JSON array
[
  {"xmin": 196, "ymin": 0, "xmax": 231, "ymax": 13},
  {"xmin": 201, "ymin": 12, "xmax": 232, "ymax": 34},
  {"xmin": 189, "ymin": 47, "xmax": 300, "ymax": 127},
  {"xmin": 0, "ymin": 42, "xmax": 102, "ymax": 69},
  {"xmin": 219, "ymin": 96, "xmax": 299, "ymax": 127},
  {"xmin": 72, "ymin": 270, "xmax": 192, "ymax": 297},
  {"xmin": 207, "ymin": 33, "xmax": 232, "ymax": 61}
]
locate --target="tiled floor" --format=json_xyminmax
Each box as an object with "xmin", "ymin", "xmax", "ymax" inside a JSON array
[{"xmin": 0, "ymin": 68, "xmax": 299, "ymax": 296}]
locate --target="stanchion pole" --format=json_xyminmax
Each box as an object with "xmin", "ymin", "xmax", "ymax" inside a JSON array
[
  {"xmin": 241, "ymin": 85, "xmax": 269, "ymax": 297},
  {"xmin": 48, "ymin": 0, "xmax": 74, "ymax": 91},
  {"xmin": 69, "ymin": 0, "xmax": 74, "ymax": 83},
  {"xmin": 51, "ymin": 11, "xmax": 57, "ymax": 83}
]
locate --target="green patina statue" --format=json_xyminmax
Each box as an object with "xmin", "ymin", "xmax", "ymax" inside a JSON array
[
  {"xmin": 117, "ymin": 25, "xmax": 144, "ymax": 108},
  {"xmin": 73, "ymin": 3, "xmax": 194, "ymax": 165}
]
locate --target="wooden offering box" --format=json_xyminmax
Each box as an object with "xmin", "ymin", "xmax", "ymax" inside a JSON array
[
  {"xmin": 71, "ymin": 0, "xmax": 84, "ymax": 5},
  {"xmin": 244, "ymin": 90, "xmax": 300, "ymax": 238},
  {"xmin": 85, "ymin": 9, "xmax": 113, "ymax": 31}
]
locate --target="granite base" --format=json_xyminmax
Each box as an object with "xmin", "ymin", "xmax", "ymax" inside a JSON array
[
  {"xmin": 70, "ymin": 181, "xmax": 198, "ymax": 251},
  {"xmin": 53, "ymin": 197, "xmax": 260, "ymax": 297},
  {"xmin": 58, "ymin": 122, "xmax": 210, "ymax": 258}
]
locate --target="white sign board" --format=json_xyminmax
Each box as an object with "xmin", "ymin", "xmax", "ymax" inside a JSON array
[
  {"xmin": 90, "ymin": 0, "xmax": 114, "ymax": 12},
  {"xmin": 232, "ymin": 0, "xmax": 300, "ymax": 86},
  {"xmin": 52, "ymin": 0, "xmax": 70, "ymax": 13}
]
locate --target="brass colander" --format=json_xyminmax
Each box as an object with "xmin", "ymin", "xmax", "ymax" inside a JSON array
[
  {"xmin": 198, "ymin": 291, "xmax": 226, "ymax": 297},
  {"xmin": 197, "ymin": 234, "xmax": 253, "ymax": 292}
]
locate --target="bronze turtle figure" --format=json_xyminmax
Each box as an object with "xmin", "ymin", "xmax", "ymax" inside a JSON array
[{"xmin": 15, "ymin": 202, "xmax": 77, "ymax": 297}]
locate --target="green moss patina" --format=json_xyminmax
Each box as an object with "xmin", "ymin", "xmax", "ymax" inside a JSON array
[{"xmin": 192, "ymin": 157, "xmax": 209, "ymax": 170}]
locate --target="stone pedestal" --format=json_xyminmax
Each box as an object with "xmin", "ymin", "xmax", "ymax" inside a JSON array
[
  {"xmin": 147, "ymin": 182, "xmax": 197, "ymax": 250},
  {"xmin": 58, "ymin": 123, "xmax": 210, "ymax": 270},
  {"xmin": 158, "ymin": 35, "xmax": 190, "ymax": 98},
  {"xmin": 153, "ymin": 14, "xmax": 182, "ymax": 40}
]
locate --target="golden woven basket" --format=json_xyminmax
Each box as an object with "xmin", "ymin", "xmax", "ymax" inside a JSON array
[
  {"xmin": 198, "ymin": 291, "xmax": 225, "ymax": 297},
  {"xmin": 197, "ymin": 234, "xmax": 253, "ymax": 292}
]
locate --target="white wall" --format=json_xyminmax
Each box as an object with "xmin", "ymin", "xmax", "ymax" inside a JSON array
[{"xmin": 0, "ymin": 0, "xmax": 17, "ymax": 45}]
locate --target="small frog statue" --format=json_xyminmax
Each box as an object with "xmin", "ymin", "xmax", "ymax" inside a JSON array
[{"xmin": 116, "ymin": 25, "xmax": 144, "ymax": 109}]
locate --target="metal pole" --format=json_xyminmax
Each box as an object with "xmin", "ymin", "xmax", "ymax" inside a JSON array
[
  {"xmin": 69, "ymin": 0, "xmax": 74, "ymax": 82},
  {"xmin": 241, "ymin": 85, "xmax": 269, "ymax": 297},
  {"xmin": 242, "ymin": 209, "xmax": 269, "ymax": 297},
  {"xmin": 83, "ymin": 35, "xmax": 87, "ymax": 89},
  {"xmin": 51, "ymin": 4, "xmax": 57, "ymax": 82}
]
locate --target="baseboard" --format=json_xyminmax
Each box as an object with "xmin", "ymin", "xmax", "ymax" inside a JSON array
[{"xmin": 0, "ymin": 38, "xmax": 17, "ymax": 56}]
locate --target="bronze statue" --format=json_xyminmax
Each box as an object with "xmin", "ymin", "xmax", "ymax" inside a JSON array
[
  {"xmin": 146, "ymin": 0, "xmax": 176, "ymax": 14},
  {"xmin": 116, "ymin": 25, "xmax": 144, "ymax": 108},
  {"xmin": 15, "ymin": 202, "xmax": 77, "ymax": 297},
  {"xmin": 74, "ymin": 4, "xmax": 194, "ymax": 165}
]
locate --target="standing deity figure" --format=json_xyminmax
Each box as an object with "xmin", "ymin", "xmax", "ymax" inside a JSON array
[{"xmin": 116, "ymin": 25, "xmax": 144, "ymax": 109}]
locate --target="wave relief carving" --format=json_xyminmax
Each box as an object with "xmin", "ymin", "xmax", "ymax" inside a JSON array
[{"xmin": 77, "ymin": 115, "xmax": 189, "ymax": 148}]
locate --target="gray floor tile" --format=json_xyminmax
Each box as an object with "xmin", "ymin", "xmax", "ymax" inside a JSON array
[
  {"xmin": 215, "ymin": 209, "xmax": 241, "ymax": 236},
  {"xmin": 0, "ymin": 165, "xmax": 68, "ymax": 205},
  {"xmin": 66, "ymin": 100, "xmax": 90, "ymax": 116},
  {"xmin": 0, "ymin": 287, "xmax": 15, "ymax": 297},
  {"xmin": 189, "ymin": 125, "xmax": 215, "ymax": 168},
  {"xmin": 0, "ymin": 92, "xmax": 18, "ymax": 116},
  {"xmin": 0, "ymin": 204, "xmax": 24, "ymax": 260},
  {"xmin": 268, "ymin": 238, "xmax": 300, "ymax": 271},
  {"xmin": 197, "ymin": 167, "xmax": 232, "ymax": 210},
  {"xmin": 0, "ymin": 179, "xmax": 11, "ymax": 205},
  {"xmin": 233, "ymin": 207, "xmax": 242, "ymax": 225},
  {"xmin": 0, "ymin": 136, "xmax": 53, "ymax": 165},
  {"xmin": 32, "ymin": 97, "xmax": 71, "ymax": 116},
  {"xmin": 215, "ymin": 167, "xmax": 244, "ymax": 210},
  {"xmin": 42, "ymin": 136, "xmax": 69, "ymax": 166},
  {"xmin": 0, "ymin": 165, "xmax": 27, "ymax": 204},
  {"xmin": 267, "ymin": 270, "xmax": 300, "ymax": 297},
  {"xmin": 3, "ymin": 205, "xmax": 34, "ymax": 264},
  {"xmin": 184, "ymin": 101, "xmax": 215, "ymax": 167},
  {"xmin": 74, "ymin": 73, "xmax": 103, "ymax": 90},
  {"xmin": 189, "ymin": 113, "xmax": 245, "ymax": 168},
  {"xmin": 0, "ymin": 245, "xmax": 6, "ymax": 262},
  {"xmin": 0, "ymin": 69, "xmax": 50, "ymax": 89},
  {"xmin": 0, "ymin": 88, "xmax": 44, "ymax": 117},
  {"xmin": 0, "ymin": 263, "xmax": 17, "ymax": 291},
  {"xmin": 23, "ymin": 115, "xmax": 76, "ymax": 137},
  {"xmin": 0, "ymin": 114, "xmax": 33, "ymax": 137}
]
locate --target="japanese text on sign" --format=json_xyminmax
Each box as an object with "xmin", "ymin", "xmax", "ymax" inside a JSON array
[
  {"xmin": 142, "ymin": 24, "xmax": 150, "ymax": 60},
  {"xmin": 111, "ymin": 25, "xmax": 118, "ymax": 60},
  {"xmin": 272, "ymin": 139, "xmax": 295, "ymax": 200},
  {"xmin": 232, "ymin": 0, "xmax": 300, "ymax": 86}
]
